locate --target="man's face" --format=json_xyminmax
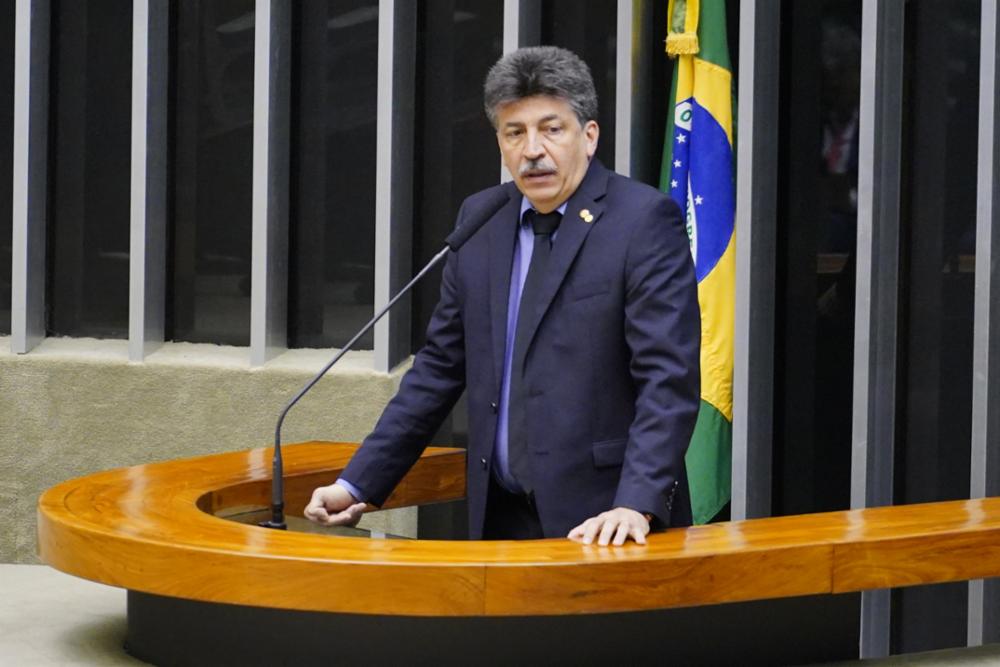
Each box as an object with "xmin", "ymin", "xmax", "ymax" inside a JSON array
[{"xmin": 495, "ymin": 95, "xmax": 599, "ymax": 213}]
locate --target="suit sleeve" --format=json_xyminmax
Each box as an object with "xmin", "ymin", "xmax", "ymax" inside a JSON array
[
  {"xmin": 613, "ymin": 195, "xmax": 701, "ymax": 525},
  {"xmin": 339, "ymin": 238, "xmax": 467, "ymax": 507}
]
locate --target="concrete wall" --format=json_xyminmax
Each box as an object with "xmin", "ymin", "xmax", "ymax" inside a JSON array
[{"xmin": 0, "ymin": 337, "xmax": 415, "ymax": 563}]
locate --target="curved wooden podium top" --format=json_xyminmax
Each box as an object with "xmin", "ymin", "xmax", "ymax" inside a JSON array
[{"xmin": 38, "ymin": 441, "xmax": 1000, "ymax": 617}]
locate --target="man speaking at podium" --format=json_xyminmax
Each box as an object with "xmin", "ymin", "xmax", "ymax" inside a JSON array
[{"xmin": 305, "ymin": 46, "xmax": 700, "ymax": 546}]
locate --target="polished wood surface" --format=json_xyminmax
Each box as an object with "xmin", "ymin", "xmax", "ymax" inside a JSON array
[{"xmin": 37, "ymin": 441, "xmax": 1000, "ymax": 616}]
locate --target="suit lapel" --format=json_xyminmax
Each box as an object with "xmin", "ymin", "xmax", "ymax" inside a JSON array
[
  {"xmin": 518, "ymin": 161, "xmax": 610, "ymax": 358},
  {"xmin": 488, "ymin": 187, "xmax": 522, "ymax": 389}
]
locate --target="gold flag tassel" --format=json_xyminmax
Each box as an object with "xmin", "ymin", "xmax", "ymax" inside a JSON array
[{"xmin": 666, "ymin": 0, "xmax": 700, "ymax": 56}]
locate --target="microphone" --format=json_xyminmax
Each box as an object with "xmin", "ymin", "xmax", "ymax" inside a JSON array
[
  {"xmin": 444, "ymin": 188, "xmax": 510, "ymax": 250},
  {"xmin": 261, "ymin": 188, "xmax": 510, "ymax": 529}
]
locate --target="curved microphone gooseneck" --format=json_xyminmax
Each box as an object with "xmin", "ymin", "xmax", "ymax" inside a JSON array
[{"xmin": 261, "ymin": 190, "xmax": 509, "ymax": 529}]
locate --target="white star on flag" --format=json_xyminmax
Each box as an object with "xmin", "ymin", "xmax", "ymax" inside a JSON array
[
  {"xmin": 694, "ymin": 195, "xmax": 704, "ymax": 205},
  {"xmin": 677, "ymin": 133, "xmax": 686, "ymax": 143},
  {"xmin": 673, "ymin": 159, "xmax": 682, "ymax": 168},
  {"xmin": 670, "ymin": 180, "xmax": 678, "ymax": 188}
]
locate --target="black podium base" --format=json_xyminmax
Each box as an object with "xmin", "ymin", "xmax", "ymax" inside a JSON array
[{"xmin": 125, "ymin": 590, "xmax": 860, "ymax": 666}]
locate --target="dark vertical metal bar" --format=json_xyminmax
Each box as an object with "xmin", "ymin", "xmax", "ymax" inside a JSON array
[
  {"xmin": 49, "ymin": 4, "xmax": 86, "ymax": 336},
  {"xmin": 853, "ymin": 0, "xmax": 906, "ymax": 658},
  {"xmin": 732, "ymin": 0, "xmax": 780, "ymax": 521},
  {"xmin": 625, "ymin": 0, "xmax": 657, "ymax": 185},
  {"xmin": 969, "ymin": 0, "xmax": 1000, "ymax": 648},
  {"xmin": 250, "ymin": 0, "xmax": 291, "ymax": 366}
]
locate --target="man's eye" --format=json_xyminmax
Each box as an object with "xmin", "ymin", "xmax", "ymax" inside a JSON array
[{"xmin": 545, "ymin": 126, "xmax": 563, "ymax": 135}]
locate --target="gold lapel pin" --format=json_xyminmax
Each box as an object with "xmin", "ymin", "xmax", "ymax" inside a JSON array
[{"xmin": 579, "ymin": 208, "xmax": 594, "ymax": 223}]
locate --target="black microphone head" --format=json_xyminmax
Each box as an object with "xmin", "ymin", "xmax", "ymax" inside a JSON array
[{"xmin": 444, "ymin": 187, "xmax": 511, "ymax": 251}]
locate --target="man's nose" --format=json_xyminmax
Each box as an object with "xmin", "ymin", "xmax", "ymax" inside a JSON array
[{"xmin": 523, "ymin": 131, "xmax": 544, "ymax": 159}]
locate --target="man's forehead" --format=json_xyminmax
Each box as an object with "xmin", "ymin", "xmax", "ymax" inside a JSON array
[
  {"xmin": 496, "ymin": 96, "xmax": 576, "ymax": 124},
  {"xmin": 501, "ymin": 112, "xmax": 563, "ymax": 127}
]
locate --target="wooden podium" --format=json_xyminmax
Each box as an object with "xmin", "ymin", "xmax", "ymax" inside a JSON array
[{"xmin": 37, "ymin": 441, "xmax": 1000, "ymax": 665}]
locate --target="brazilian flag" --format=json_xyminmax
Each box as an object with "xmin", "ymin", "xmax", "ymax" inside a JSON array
[{"xmin": 659, "ymin": 0, "xmax": 735, "ymax": 524}]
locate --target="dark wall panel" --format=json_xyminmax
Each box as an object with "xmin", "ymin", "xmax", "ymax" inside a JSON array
[
  {"xmin": 288, "ymin": 0, "xmax": 379, "ymax": 350},
  {"xmin": 0, "ymin": 3, "xmax": 13, "ymax": 335},
  {"xmin": 893, "ymin": 0, "xmax": 981, "ymax": 654},
  {"xmin": 47, "ymin": 0, "xmax": 132, "ymax": 339},
  {"xmin": 774, "ymin": 0, "xmax": 861, "ymax": 517},
  {"xmin": 541, "ymin": 0, "xmax": 616, "ymax": 167},
  {"xmin": 168, "ymin": 0, "xmax": 254, "ymax": 346},
  {"xmin": 410, "ymin": 0, "xmax": 504, "ymax": 350}
]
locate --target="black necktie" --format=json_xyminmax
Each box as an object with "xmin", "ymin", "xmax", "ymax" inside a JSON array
[{"xmin": 507, "ymin": 209, "xmax": 562, "ymax": 494}]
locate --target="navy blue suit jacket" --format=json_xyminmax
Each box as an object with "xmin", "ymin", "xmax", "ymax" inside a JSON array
[{"xmin": 342, "ymin": 160, "xmax": 701, "ymax": 538}]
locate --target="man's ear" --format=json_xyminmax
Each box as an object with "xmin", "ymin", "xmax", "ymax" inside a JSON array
[{"xmin": 584, "ymin": 120, "xmax": 600, "ymax": 158}]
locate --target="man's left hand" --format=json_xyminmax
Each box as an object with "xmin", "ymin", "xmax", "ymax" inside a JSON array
[{"xmin": 567, "ymin": 507, "xmax": 650, "ymax": 546}]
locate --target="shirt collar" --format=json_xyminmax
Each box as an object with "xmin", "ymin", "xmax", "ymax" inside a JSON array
[{"xmin": 519, "ymin": 196, "xmax": 569, "ymax": 224}]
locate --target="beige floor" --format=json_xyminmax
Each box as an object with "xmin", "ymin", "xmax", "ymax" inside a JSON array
[
  {"xmin": 0, "ymin": 564, "xmax": 144, "ymax": 666},
  {"xmin": 3, "ymin": 563, "xmax": 1000, "ymax": 666}
]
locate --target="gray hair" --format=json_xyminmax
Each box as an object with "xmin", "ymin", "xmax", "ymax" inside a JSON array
[{"xmin": 483, "ymin": 46, "xmax": 598, "ymax": 128}]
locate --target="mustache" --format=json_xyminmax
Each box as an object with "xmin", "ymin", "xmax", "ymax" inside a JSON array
[{"xmin": 519, "ymin": 159, "xmax": 558, "ymax": 176}]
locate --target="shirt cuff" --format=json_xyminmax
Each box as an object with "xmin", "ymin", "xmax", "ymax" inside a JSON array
[{"xmin": 335, "ymin": 478, "xmax": 364, "ymax": 504}]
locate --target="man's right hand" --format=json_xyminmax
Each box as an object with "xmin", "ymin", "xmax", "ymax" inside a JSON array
[{"xmin": 303, "ymin": 483, "xmax": 366, "ymax": 527}]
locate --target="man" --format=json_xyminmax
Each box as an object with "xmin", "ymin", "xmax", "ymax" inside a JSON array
[{"xmin": 305, "ymin": 46, "xmax": 700, "ymax": 546}]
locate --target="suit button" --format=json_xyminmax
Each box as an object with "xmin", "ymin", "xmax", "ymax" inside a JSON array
[
  {"xmin": 480, "ymin": 457, "xmax": 488, "ymax": 469},
  {"xmin": 490, "ymin": 401, "xmax": 498, "ymax": 414}
]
